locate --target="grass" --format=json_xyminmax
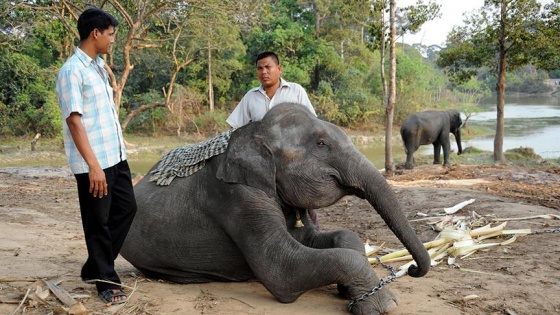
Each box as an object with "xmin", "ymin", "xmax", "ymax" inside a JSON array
[
  {"xmin": 461, "ymin": 124, "xmax": 495, "ymax": 140},
  {"xmin": 451, "ymin": 146, "xmax": 560, "ymax": 168}
]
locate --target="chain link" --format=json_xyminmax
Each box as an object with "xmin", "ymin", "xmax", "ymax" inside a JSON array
[
  {"xmin": 533, "ymin": 228, "xmax": 560, "ymax": 234},
  {"xmin": 347, "ymin": 258, "xmax": 397, "ymax": 312}
]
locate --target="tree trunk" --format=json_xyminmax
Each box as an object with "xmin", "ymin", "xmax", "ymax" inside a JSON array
[
  {"xmin": 121, "ymin": 103, "xmax": 167, "ymax": 131},
  {"xmin": 379, "ymin": 6, "xmax": 387, "ymax": 108},
  {"xmin": 494, "ymin": 1, "xmax": 507, "ymax": 164},
  {"xmin": 312, "ymin": 8, "xmax": 321, "ymax": 93},
  {"xmin": 208, "ymin": 40, "xmax": 214, "ymax": 112},
  {"xmin": 31, "ymin": 133, "xmax": 41, "ymax": 151},
  {"xmin": 384, "ymin": 0, "xmax": 397, "ymax": 176}
]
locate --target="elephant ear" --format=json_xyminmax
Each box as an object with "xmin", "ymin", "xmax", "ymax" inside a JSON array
[{"xmin": 216, "ymin": 122, "xmax": 276, "ymax": 198}]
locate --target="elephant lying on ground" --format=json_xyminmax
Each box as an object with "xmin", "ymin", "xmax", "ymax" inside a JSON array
[
  {"xmin": 400, "ymin": 109, "xmax": 463, "ymax": 169},
  {"xmin": 121, "ymin": 103, "xmax": 430, "ymax": 315}
]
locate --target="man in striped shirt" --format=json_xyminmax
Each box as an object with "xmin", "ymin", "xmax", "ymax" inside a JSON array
[{"xmin": 56, "ymin": 8, "xmax": 136, "ymax": 305}]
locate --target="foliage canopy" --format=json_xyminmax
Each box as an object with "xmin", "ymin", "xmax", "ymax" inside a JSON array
[{"xmin": 0, "ymin": 0, "xmax": 558, "ymax": 138}]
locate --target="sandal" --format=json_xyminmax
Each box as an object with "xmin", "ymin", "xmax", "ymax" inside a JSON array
[{"xmin": 98, "ymin": 289, "xmax": 127, "ymax": 305}]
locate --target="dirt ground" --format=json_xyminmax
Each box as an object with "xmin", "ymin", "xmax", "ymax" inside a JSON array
[{"xmin": 1, "ymin": 163, "xmax": 559, "ymax": 315}]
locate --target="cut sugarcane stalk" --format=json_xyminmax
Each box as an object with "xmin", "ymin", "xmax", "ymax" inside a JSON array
[
  {"xmin": 448, "ymin": 242, "xmax": 500, "ymax": 257},
  {"xmin": 380, "ymin": 246, "xmax": 446, "ymax": 264},
  {"xmin": 364, "ymin": 242, "xmax": 383, "ymax": 256},
  {"xmin": 499, "ymin": 235, "xmax": 518, "ymax": 246},
  {"xmin": 380, "ymin": 254, "xmax": 413, "ymax": 263},
  {"xmin": 477, "ymin": 229, "xmax": 531, "ymax": 241},
  {"xmin": 444, "ymin": 198, "xmax": 476, "ymax": 214},
  {"xmin": 453, "ymin": 238, "xmax": 476, "ymax": 248},
  {"xmin": 439, "ymin": 227, "xmax": 470, "ymax": 240},
  {"xmin": 470, "ymin": 222, "xmax": 507, "ymax": 237},
  {"xmin": 368, "ymin": 239, "xmax": 451, "ymax": 265}
]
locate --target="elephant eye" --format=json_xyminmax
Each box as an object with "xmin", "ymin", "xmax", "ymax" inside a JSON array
[{"xmin": 317, "ymin": 140, "xmax": 327, "ymax": 146}]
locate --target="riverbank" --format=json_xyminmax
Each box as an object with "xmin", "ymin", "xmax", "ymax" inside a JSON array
[{"xmin": 2, "ymin": 132, "xmax": 558, "ymax": 177}]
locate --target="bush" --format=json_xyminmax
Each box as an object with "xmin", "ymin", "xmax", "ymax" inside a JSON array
[
  {"xmin": 505, "ymin": 147, "xmax": 542, "ymax": 161},
  {"xmin": 191, "ymin": 110, "xmax": 230, "ymax": 135},
  {"xmin": 0, "ymin": 51, "xmax": 60, "ymax": 137}
]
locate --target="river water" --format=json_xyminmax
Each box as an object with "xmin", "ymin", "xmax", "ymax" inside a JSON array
[{"xmin": 464, "ymin": 95, "xmax": 560, "ymax": 159}]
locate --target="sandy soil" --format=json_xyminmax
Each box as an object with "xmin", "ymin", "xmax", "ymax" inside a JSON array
[{"xmin": 1, "ymin": 164, "xmax": 559, "ymax": 315}]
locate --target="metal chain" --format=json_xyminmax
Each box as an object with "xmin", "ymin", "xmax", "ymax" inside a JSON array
[
  {"xmin": 347, "ymin": 259, "xmax": 397, "ymax": 312},
  {"xmin": 533, "ymin": 228, "xmax": 560, "ymax": 234}
]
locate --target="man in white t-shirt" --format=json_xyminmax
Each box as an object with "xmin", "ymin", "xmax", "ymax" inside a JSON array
[
  {"xmin": 226, "ymin": 51, "xmax": 319, "ymax": 228},
  {"xmin": 226, "ymin": 51, "xmax": 317, "ymax": 128}
]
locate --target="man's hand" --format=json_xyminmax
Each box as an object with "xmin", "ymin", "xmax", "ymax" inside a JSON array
[{"xmin": 88, "ymin": 165, "xmax": 108, "ymax": 198}]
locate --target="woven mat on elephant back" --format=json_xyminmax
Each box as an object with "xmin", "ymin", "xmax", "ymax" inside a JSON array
[{"xmin": 149, "ymin": 129, "xmax": 232, "ymax": 186}]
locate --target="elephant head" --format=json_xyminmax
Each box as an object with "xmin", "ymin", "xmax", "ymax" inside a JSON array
[
  {"xmin": 218, "ymin": 103, "xmax": 430, "ymax": 279},
  {"xmin": 448, "ymin": 109, "xmax": 463, "ymax": 155}
]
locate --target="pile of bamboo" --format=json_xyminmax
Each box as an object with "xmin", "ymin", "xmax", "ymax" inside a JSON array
[{"xmin": 364, "ymin": 198, "xmax": 549, "ymax": 277}]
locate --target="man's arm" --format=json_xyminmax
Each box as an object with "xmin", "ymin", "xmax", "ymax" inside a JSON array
[
  {"xmin": 66, "ymin": 113, "xmax": 108, "ymax": 198},
  {"xmin": 297, "ymin": 84, "xmax": 317, "ymax": 117},
  {"xmin": 226, "ymin": 94, "xmax": 252, "ymax": 129}
]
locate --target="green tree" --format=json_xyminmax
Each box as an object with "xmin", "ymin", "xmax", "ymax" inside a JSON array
[
  {"xmin": 531, "ymin": 2, "xmax": 560, "ymax": 72},
  {"xmin": 0, "ymin": 49, "xmax": 60, "ymax": 137},
  {"xmin": 506, "ymin": 65, "xmax": 550, "ymax": 94},
  {"xmin": 437, "ymin": 0, "xmax": 545, "ymax": 164},
  {"xmin": 182, "ymin": 1, "xmax": 245, "ymax": 112}
]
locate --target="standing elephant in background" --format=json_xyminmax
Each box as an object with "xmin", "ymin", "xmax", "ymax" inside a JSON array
[
  {"xmin": 121, "ymin": 103, "xmax": 431, "ymax": 315},
  {"xmin": 400, "ymin": 109, "xmax": 463, "ymax": 169}
]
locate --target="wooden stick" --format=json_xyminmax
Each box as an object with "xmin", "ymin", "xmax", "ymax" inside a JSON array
[
  {"xmin": 10, "ymin": 288, "xmax": 30, "ymax": 315},
  {"xmin": 0, "ymin": 278, "xmax": 39, "ymax": 283},
  {"xmin": 45, "ymin": 280, "xmax": 77, "ymax": 307}
]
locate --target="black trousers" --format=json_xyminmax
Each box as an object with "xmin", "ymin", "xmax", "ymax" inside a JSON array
[{"xmin": 75, "ymin": 160, "xmax": 137, "ymax": 292}]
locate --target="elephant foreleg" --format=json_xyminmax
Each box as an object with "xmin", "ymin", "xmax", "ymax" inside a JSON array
[
  {"xmin": 405, "ymin": 149, "xmax": 415, "ymax": 169},
  {"xmin": 300, "ymin": 229, "xmax": 364, "ymax": 252},
  {"xmin": 287, "ymin": 210, "xmax": 362, "ymax": 252},
  {"xmin": 404, "ymin": 141, "xmax": 419, "ymax": 169},
  {"xmin": 299, "ymin": 229, "xmax": 368, "ymax": 297}
]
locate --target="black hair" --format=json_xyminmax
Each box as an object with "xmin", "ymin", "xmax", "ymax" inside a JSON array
[
  {"xmin": 255, "ymin": 51, "xmax": 280, "ymax": 66},
  {"xmin": 77, "ymin": 8, "xmax": 119, "ymax": 41}
]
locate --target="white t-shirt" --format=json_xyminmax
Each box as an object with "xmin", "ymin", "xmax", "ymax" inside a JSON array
[{"xmin": 226, "ymin": 78, "xmax": 316, "ymax": 129}]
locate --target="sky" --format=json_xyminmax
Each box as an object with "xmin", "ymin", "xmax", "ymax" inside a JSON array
[{"xmin": 398, "ymin": 0, "xmax": 486, "ymax": 46}]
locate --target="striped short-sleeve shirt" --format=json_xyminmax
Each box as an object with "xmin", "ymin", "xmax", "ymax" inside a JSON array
[{"xmin": 56, "ymin": 47, "xmax": 126, "ymax": 174}]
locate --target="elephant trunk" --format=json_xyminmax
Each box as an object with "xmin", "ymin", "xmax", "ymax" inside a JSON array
[
  {"xmin": 454, "ymin": 128, "xmax": 462, "ymax": 155},
  {"xmin": 341, "ymin": 154, "xmax": 431, "ymax": 277}
]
